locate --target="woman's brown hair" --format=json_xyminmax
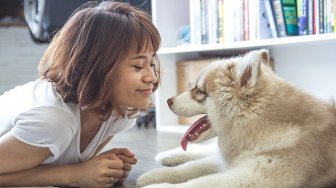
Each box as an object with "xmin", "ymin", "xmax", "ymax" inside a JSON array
[{"xmin": 38, "ymin": 1, "xmax": 161, "ymax": 120}]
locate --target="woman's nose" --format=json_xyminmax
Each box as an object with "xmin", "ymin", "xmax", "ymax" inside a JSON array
[{"xmin": 143, "ymin": 67, "xmax": 158, "ymax": 84}]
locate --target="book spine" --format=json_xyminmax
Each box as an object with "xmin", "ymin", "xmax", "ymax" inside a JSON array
[
  {"xmin": 263, "ymin": 0, "xmax": 278, "ymax": 37},
  {"xmin": 248, "ymin": 0, "xmax": 258, "ymax": 40},
  {"xmin": 258, "ymin": 0, "xmax": 273, "ymax": 39},
  {"xmin": 194, "ymin": 0, "xmax": 202, "ymax": 44},
  {"xmin": 324, "ymin": 0, "xmax": 328, "ymax": 33},
  {"xmin": 210, "ymin": 0, "xmax": 219, "ymax": 43},
  {"xmin": 307, "ymin": 0, "xmax": 314, "ymax": 34},
  {"xmin": 313, "ymin": 0, "xmax": 319, "ymax": 34},
  {"xmin": 236, "ymin": 0, "xmax": 244, "ymax": 41},
  {"xmin": 271, "ymin": 0, "xmax": 287, "ymax": 37},
  {"xmin": 281, "ymin": 0, "xmax": 298, "ymax": 35},
  {"xmin": 243, "ymin": 0, "xmax": 250, "ymax": 40},
  {"xmin": 200, "ymin": 0, "xmax": 208, "ymax": 44},
  {"xmin": 206, "ymin": 0, "xmax": 214, "ymax": 43},
  {"xmin": 218, "ymin": 0, "xmax": 225, "ymax": 43},
  {"xmin": 334, "ymin": 0, "xmax": 336, "ymax": 32},
  {"xmin": 223, "ymin": 0, "xmax": 235, "ymax": 42},
  {"xmin": 319, "ymin": 0, "xmax": 324, "ymax": 34},
  {"xmin": 326, "ymin": 0, "xmax": 334, "ymax": 33},
  {"xmin": 190, "ymin": 0, "xmax": 196, "ymax": 44},
  {"xmin": 297, "ymin": 0, "xmax": 308, "ymax": 35}
]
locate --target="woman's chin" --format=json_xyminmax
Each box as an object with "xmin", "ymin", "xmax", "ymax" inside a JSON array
[{"xmin": 131, "ymin": 101, "xmax": 151, "ymax": 109}]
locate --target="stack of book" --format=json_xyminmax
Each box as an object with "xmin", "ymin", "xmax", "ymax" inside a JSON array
[{"xmin": 189, "ymin": 0, "xmax": 336, "ymax": 45}]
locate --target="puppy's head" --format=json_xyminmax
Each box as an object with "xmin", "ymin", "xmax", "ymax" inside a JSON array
[{"xmin": 167, "ymin": 49, "xmax": 271, "ymax": 150}]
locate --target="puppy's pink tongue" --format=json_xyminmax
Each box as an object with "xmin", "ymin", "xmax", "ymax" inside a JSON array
[{"xmin": 181, "ymin": 115, "xmax": 209, "ymax": 151}]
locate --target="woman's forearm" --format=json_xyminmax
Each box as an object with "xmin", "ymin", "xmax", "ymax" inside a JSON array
[{"xmin": 0, "ymin": 164, "xmax": 80, "ymax": 187}]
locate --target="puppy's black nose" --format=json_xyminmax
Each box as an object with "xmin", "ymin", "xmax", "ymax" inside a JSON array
[{"xmin": 167, "ymin": 98, "xmax": 174, "ymax": 107}]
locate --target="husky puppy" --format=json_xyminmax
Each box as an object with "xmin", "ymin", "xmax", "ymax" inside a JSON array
[{"xmin": 136, "ymin": 49, "xmax": 336, "ymax": 188}]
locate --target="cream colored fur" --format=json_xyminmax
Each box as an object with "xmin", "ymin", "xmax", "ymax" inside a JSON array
[{"xmin": 136, "ymin": 49, "xmax": 336, "ymax": 188}]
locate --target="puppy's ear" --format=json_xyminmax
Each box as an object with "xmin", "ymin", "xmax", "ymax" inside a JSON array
[
  {"xmin": 259, "ymin": 49, "xmax": 273, "ymax": 69},
  {"xmin": 238, "ymin": 49, "xmax": 268, "ymax": 87}
]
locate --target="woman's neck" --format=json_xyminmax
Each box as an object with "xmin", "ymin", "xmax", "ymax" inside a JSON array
[{"xmin": 80, "ymin": 111, "xmax": 103, "ymax": 152}]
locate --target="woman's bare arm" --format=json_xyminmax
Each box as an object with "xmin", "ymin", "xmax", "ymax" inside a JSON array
[
  {"xmin": 0, "ymin": 133, "xmax": 124, "ymax": 187},
  {"xmin": 0, "ymin": 132, "xmax": 51, "ymax": 174}
]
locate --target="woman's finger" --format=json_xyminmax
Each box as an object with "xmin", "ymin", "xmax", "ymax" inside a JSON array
[
  {"xmin": 109, "ymin": 148, "xmax": 135, "ymax": 157},
  {"xmin": 104, "ymin": 168, "xmax": 124, "ymax": 178},
  {"xmin": 122, "ymin": 162, "xmax": 132, "ymax": 171},
  {"xmin": 102, "ymin": 182, "xmax": 115, "ymax": 188},
  {"xmin": 118, "ymin": 177, "xmax": 126, "ymax": 184},
  {"xmin": 103, "ymin": 158, "xmax": 123, "ymax": 170},
  {"xmin": 107, "ymin": 176, "xmax": 119, "ymax": 183},
  {"xmin": 122, "ymin": 170, "xmax": 129, "ymax": 179},
  {"xmin": 118, "ymin": 154, "xmax": 137, "ymax": 165}
]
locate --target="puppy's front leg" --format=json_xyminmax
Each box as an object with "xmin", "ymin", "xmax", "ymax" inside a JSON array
[
  {"xmin": 155, "ymin": 142, "xmax": 218, "ymax": 167},
  {"xmin": 139, "ymin": 163, "xmax": 252, "ymax": 188},
  {"xmin": 136, "ymin": 155, "xmax": 224, "ymax": 187},
  {"xmin": 141, "ymin": 156, "xmax": 308, "ymax": 188}
]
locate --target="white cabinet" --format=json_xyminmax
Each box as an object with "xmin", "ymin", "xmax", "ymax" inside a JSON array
[{"xmin": 151, "ymin": 0, "xmax": 336, "ymax": 132}]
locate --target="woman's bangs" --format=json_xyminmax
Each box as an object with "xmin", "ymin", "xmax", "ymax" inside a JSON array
[{"xmin": 131, "ymin": 23, "xmax": 160, "ymax": 54}]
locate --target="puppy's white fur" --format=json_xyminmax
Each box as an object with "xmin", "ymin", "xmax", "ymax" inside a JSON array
[{"xmin": 137, "ymin": 49, "xmax": 336, "ymax": 188}]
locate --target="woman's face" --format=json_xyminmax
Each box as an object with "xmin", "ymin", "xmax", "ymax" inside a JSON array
[{"xmin": 113, "ymin": 45, "xmax": 157, "ymax": 109}]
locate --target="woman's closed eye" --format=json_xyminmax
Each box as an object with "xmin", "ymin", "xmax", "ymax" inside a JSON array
[
  {"xmin": 132, "ymin": 65, "xmax": 143, "ymax": 70},
  {"xmin": 132, "ymin": 62, "xmax": 155, "ymax": 71}
]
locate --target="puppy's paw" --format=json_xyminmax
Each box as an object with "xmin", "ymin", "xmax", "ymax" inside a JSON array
[
  {"xmin": 142, "ymin": 183, "xmax": 175, "ymax": 188},
  {"xmin": 136, "ymin": 168, "xmax": 168, "ymax": 187},
  {"xmin": 155, "ymin": 148, "xmax": 205, "ymax": 167},
  {"xmin": 156, "ymin": 153, "xmax": 191, "ymax": 167}
]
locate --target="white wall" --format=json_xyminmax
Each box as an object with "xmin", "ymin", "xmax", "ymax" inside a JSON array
[{"xmin": 271, "ymin": 40, "xmax": 336, "ymax": 100}]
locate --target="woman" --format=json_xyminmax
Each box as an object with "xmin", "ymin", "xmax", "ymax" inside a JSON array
[{"xmin": 0, "ymin": 1, "xmax": 160, "ymax": 187}]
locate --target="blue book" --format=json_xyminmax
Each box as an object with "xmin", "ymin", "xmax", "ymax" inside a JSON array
[{"xmin": 297, "ymin": 0, "xmax": 308, "ymax": 35}]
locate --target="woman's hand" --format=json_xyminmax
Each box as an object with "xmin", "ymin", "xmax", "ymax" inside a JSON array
[
  {"xmin": 101, "ymin": 148, "xmax": 137, "ymax": 184},
  {"xmin": 71, "ymin": 153, "xmax": 124, "ymax": 188}
]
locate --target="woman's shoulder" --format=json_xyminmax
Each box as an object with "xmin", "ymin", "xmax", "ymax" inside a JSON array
[
  {"xmin": 0, "ymin": 79, "xmax": 80, "ymax": 132},
  {"xmin": 1, "ymin": 79, "xmax": 56, "ymax": 104},
  {"xmin": 0, "ymin": 78, "xmax": 79, "ymax": 116}
]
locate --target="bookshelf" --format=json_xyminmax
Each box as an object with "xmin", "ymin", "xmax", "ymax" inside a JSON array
[{"xmin": 151, "ymin": 0, "xmax": 336, "ymax": 133}]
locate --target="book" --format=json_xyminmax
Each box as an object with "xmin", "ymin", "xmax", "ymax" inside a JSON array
[
  {"xmin": 206, "ymin": 0, "xmax": 219, "ymax": 44},
  {"xmin": 281, "ymin": 0, "xmax": 298, "ymax": 35},
  {"xmin": 258, "ymin": 0, "xmax": 273, "ymax": 39},
  {"xmin": 234, "ymin": 0, "xmax": 244, "ymax": 41},
  {"xmin": 223, "ymin": 0, "xmax": 235, "ymax": 42},
  {"xmin": 297, "ymin": 0, "xmax": 308, "ymax": 35},
  {"xmin": 189, "ymin": 0, "xmax": 202, "ymax": 44},
  {"xmin": 200, "ymin": 0, "xmax": 208, "ymax": 44},
  {"xmin": 334, "ymin": 0, "xmax": 336, "ymax": 32},
  {"xmin": 313, "ymin": 0, "xmax": 319, "ymax": 34},
  {"xmin": 218, "ymin": 0, "xmax": 225, "ymax": 43},
  {"xmin": 263, "ymin": 0, "xmax": 278, "ymax": 38},
  {"xmin": 318, "ymin": 0, "xmax": 324, "ymax": 34},
  {"xmin": 243, "ymin": 0, "xmax": 250, "ymax": 40},
  {"xmin": 307, "ymin": 0, "xmax": 313, "ymax": 34},
  {"xmin": 326, "ymin": 0, "xmax": 334, "ymax": 33},
  {"xmin": 270, "ymin": 0, "xmax": 287, "ymax": 37}
]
